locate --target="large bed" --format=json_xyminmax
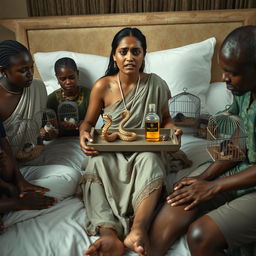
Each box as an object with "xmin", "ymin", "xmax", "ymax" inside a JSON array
[{"xmin": 0, "ymin": 9, "xmax": 256, "ymax": 256}]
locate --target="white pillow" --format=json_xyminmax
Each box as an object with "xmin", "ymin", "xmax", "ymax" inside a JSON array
[
  {"xmin": 144, "ymin": 38, "xmax": 216, "ymax": 113},
  {"xmin": 34, "ymin": 51, "xmax": 109, "ymax": 95},
  {"xmin": 205, "ymin": 82, "xmax": 233, "ymax": 115}
]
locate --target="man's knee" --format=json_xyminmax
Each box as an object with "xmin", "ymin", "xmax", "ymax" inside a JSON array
[
  {"xmin": 188, "ymin": 215, "xmax": 227, "ymax": 251},
  {"xmin": 187, "ymin": 218, "xmax": 215, "ymax": 250},
  {"xmin": 187, "ymin": 220, "xmax": 205, "ymax": 246}
]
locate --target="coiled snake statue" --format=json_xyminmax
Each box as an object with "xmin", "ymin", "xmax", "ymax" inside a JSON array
[{"xmin": 101, "ymin": 109, "xmax": 137, "ymax": 142}]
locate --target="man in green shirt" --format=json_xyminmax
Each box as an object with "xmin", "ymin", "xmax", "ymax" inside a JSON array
[{"xmin": 149, "ymin": 25, "xmax": 256, "ymax": 256}]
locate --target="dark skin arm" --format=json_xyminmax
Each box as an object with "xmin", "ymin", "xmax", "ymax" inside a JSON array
[
  {"xmin": 173, "ymin": 160, "xmax": 238, "ymax": 190},
  {"xmin": 0, "ymin": 177, "xmax": 19, "ymax": 197},
  {"xmin": 0, "ymin": 137, "xmax": 49, "ymax": 197},
  {"xmin": 0, "ymin": 192, "xmax": 56, "ymax": 213},
  {"xmin": 0, "ymin": 137, "xmax": 16, "ymax": 181},
  {"xmin": 59, "ymin": 121, "xmax": 79, "ymax": 131},
  {"xmin": 79, "ymin": 79, "xmax": 105, "ymax": 156},
  {"xmin": 167, "ymin": 160, "xmax": 255, "ymax": 211}
]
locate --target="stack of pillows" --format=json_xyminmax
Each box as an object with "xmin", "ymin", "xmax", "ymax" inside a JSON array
[{"xmin": 34, "ymin": 37, "xmax": 233, "ymax": 118}]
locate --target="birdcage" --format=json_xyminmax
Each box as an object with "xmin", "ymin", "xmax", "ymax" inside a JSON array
[
  {"xmin": 206, "ymin": 112, "xmax": 247, "ymax": 161},
  {"xmin": 57, "ymin": 101, "xmax": 79, "ymax": 136},
  {"xmin": 57, "ymin": 101, "xmax": 79, "ymax": 125},
  {"xmin": 42, "ymin": 108, "xmax": 58, "ymax": 128},
  {"xmin": 39, "ymin": 108, "xmax": 59, "ymax": 140},
  {"xmin": 6, "ymin": 118, "xmax": 44, "ymax": 162},
  {"xmin": 197, "ymin": 113, "xmax": 211, "ymax": 139},
  {"xmin": 169, "ymin": 88, "xmax": 201, "ymax": 133}
]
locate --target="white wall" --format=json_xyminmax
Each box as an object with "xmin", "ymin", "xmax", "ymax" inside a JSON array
[{"xmin": 0, "ymin": 0, "xmax": 28, "ymax": 41}]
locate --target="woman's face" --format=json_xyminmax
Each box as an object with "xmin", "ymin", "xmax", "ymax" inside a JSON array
[
  {"xmin": 56, "ymin": 66, "xmax": 79, "ymax": 94},
  {"xmin": 4, "ymin": 52, "xmax": 34, "ymax": 89},
  {"xmin": 113, "ymin": 36, "xmax": 145, "ymax": 75}
]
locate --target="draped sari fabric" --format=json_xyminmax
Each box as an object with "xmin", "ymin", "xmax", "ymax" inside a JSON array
[
  {"xmin": 78, "ymin": 73, "xmax": 185, "ymax": 238},
  {"xmin": 2, "ymin": 80, "xmax": 81, "ymax": 228}
]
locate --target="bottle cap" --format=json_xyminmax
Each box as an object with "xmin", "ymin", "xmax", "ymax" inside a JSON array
[{"xmin": 149, "ymin": 103, "xmax": 155, "ymax": 112}]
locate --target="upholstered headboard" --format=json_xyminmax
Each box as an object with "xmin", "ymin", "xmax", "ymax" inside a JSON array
[{"xmin": 0, "ymin": 9, "xmax": 255, "ymax": 81}]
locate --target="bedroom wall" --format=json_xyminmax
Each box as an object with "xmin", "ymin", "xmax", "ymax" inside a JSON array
[{"xmin": 0, "ymin": 0, "xmax": 28, "ymax": 41}]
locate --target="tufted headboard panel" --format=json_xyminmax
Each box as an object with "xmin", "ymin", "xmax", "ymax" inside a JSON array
[{"xmin": 0, "ymin": 9, "xmax": 255, "ymax": 81}]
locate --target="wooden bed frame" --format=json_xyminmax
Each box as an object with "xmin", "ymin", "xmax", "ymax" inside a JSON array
[{"xmin": 0, "ymin": 9, "xmax": 255, "ymax": 80}]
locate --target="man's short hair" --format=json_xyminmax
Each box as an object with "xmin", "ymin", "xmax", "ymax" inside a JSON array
[{"xmin": 220, "ymin": 25, "xmax": 256, "ymax": 65}]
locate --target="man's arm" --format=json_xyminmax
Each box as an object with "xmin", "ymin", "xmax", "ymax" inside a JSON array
[
  {"xmin": 213, "ymin": 164, "xmax": 256, "ymax": 192},
  {"xmin": 0, "ymin": 193, "xmax": 57, "ymax": 214},
  {"xmin": 196, "ymin": 160, "xmax": 238, "ymax": 181},
  {"xmin": 168, "ymin": 162, "xmax": 255, "ymax": 210},
  {"xmin": 173, "ymin": 160, "xmax": 238, "ymax": 192},
  {"xmin": 0, "ymin": 137, "xmax": 16, "ymax": 182}
]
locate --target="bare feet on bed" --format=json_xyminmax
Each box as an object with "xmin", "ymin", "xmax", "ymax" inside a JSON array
[
  {"xmin": 124, "ymin": 227, "xmax": 149, "ymax": 256},
  {"xmin": 17, "ymin": 192, "xmax": 57, "ymax": 210},
  {"xmin": 84, "ymin": 228, "xmax": 124, "ymax": 256}
]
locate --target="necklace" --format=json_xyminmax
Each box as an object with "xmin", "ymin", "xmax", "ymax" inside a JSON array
[
  {"xmin": 117, "ymin": 73, "xmax": 140, "ymax": 111},
  {"xmin": 0, "ymin": 83, "xmax": 23, "ymax": 95},
  {"xmin": 61, "ymin": 87, "xmax": 80, "ymax": 101}
]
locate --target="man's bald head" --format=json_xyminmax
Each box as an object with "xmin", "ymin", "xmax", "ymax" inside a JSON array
[{"xmin": 220, "ymin": 25, "xmax": 256, "ymax": 65}]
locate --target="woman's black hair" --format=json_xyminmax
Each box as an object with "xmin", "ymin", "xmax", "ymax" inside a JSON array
[
  {"xmin": 105, "ymin": 27, "xmax": 147, "ymax": 76},
  {"xmin": 54, "ymin": 57, "xmax": 79, "ymax": 74},
  {"xmin": 0, "ymin": 40, "xmax": 30, "ymax": 69}
]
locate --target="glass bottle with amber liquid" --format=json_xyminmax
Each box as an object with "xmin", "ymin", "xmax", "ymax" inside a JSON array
[{"xmin": 145, "ymin": 103, "xmax": 160, "ymax": 142}]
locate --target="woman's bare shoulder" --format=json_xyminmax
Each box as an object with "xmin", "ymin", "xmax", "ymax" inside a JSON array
[{"xmin": 93, "ymin": 75, "xmax": 115, "ymax": 90}]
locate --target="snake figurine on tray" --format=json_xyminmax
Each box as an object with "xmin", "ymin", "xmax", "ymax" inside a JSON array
[{"xmin": 101, "ymin": 109, "xmax": 137, "ymax": 142}]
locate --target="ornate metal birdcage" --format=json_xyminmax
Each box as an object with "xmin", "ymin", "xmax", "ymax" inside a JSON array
[
  {"xmin": 169, "ymin": 88, "xmax": 201, "ymax": 133},
  {"xmin": 197, "ymin": 113, "xmax": 211, "ymax": 139},
  {"xmin": 57, "ymin": 101, "xmax": 79, "ymax": 136},
  {"xmin": 6, "ymin": 118, "xmax": 44, "ymax": 162},
  {"xmin": 40, "ymin": 108, "xmax": 59, "ymax": 140},
  {"xmin": 42, "ymin": 108, "xmax": 58, "ymax": 129},
  {"xmin": 57, "ymin": 101, "xmax": 79, "ymax": 125},
  {"xmin": 207, "ymin": 112, "xmax": 247, "ymax": 161}
]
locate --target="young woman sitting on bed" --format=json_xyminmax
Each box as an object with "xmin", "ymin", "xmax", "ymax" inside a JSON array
[
  {"xmin": 0, "ymin": 40, "xmax": 81, "ymax": 203},
  {"xmin": 0, "ymin": 120, "xmax": 56, "ymax": 232},
  {"xmin": 47, "ymin": 57, "xmax": 91, "ymax": 136},
  {"xmin": 78, "ymin": 27, "xmax": 183, "ymax": 256}
]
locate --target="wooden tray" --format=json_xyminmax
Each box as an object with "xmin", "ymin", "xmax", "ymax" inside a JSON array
[{"xmin": 87, "ymin": 128, "xmax": 180, "ymax": 152}]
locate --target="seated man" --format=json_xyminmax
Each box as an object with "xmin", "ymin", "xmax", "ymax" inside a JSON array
[
  {"xmin": 0, "ymin": 119, "xmax": 56, "ymax": 232},
  {"xmin": 149, "ymin": 25, "xmax": 256, "ymax": 256}
]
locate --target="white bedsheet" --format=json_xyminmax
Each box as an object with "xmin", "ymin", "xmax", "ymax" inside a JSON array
[
  {"xmin": 24, "ymin": 136, "xmax": 86, "ymax": 170},
  {"xmin": 1, "ymin": 197, "xmax": 191, "ymax": 256},
  {"xmin": 1, "ymin": 134, "xmax": 209, "ymax": 256}
]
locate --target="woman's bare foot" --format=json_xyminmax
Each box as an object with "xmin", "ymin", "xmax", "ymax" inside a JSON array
[
  {"xmin": 124, "ymin": 227, "xmax": 149, "ymax": 256},
  {"xmin": 84, "ymin": 228, "xmax": 124, "ymax": 256}
]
